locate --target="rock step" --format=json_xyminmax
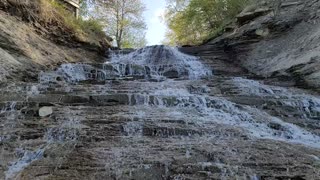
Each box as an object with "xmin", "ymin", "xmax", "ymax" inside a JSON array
[
  {"xmin": 12, "ymin": 135, "xmax": 320, "ymax": 180},
  {"xmin": 1, "ymin": 107, "xmax": 246, "ymax": 143},
  {"xmin": 0, "ymin": 93, "xmax": 211, "ymax": 107}
]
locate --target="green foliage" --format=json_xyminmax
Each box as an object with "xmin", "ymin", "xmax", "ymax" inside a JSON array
[
  {"xmin": 77, "ymin": 18, "xmax": 104, "ymax": 37},
  {"xmin": 122, "ymin": 31, "xmax": 147, "ymax": 49},
  {"xmin": 0, "ymin": 0, "xmax": 109, "ymax": 46},
  {"xmin": 88, "ymin": 0, "xmax": 147, "ymax": 49},
  {"xmin": 79, "ymin": 0, "xmax": 89, "ymax": 17},
  {"xmin": 164, "ymin": 0, "xmax": 254, "ymax": 45},
  {"xmin": 49, "ymin": 0, "xmax": 105, "ymax": 43}
]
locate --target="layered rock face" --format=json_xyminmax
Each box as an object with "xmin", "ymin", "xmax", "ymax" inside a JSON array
[
  {"xmin": 181, "ymin": 0, "xmax": 320, "ymax": 90},
  {"xmin": 0, "ymin": 45, "xmax": 320, "ymax": 179},
  {"xmin": 0, "ymin": 9, "xmax": 108, "ymax": 83}
]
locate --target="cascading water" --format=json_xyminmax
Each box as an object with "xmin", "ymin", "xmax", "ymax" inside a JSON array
[
  {"xmin": 0, "ymin": 101, "xmax": 17, "ymax": 114},
  {"xmin": 2, "ymin": 106, "xmax": 82, "ymax": 179},
  {"xmin": 5, "ymin": 148, "xmax": 45, "ymax": 180},
  {"xmin": 38, "ymin": 45, "xmax": 212, "ymax": 84},
  {"xmin": 35, "ymin": 46, "xmax": 320, "ymax": 148},
  {"xmin": 2, "ymin": 45, "xmax": 320, "ymax": 179},
  {"xmin": 109, "ymin": 45, "xmax": 212, "ymax": 80}
]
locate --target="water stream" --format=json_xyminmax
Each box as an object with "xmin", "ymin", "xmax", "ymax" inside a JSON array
[{"xmin": 1, "ymin": 45, "xmax": 320, "ymax": 179}]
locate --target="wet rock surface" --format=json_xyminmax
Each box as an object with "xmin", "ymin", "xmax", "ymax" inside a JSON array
[{"xmin": 0, "ymin": 46, "xmax": 320, "ymax": 179}]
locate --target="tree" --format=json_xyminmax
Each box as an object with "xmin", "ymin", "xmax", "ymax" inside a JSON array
[
  {"xmin": 79, "ymin": 0, "xmax": 90, "ymax": 17},
  {"xmin": 92, "ymin": 0, "xmax": 147, "ymax": 48},
  {"xmin": 163, "ymin": 0, "xmax": 253, "ymax": 45}
]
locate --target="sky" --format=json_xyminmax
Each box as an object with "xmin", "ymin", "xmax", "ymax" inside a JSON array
[{"xmin": 142, "ymin": 0, "xmax": 167, "ymax": 45}]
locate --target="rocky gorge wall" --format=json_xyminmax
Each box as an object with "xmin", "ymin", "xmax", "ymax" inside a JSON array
[
  {"xmin": 181, "ymin": 0, "xmax": 320, "ymax": 90},
  {"xmin": 0, "ymin": 2, "xmax": 109, "ymax": 83},
  {"xmin": 1, "ymin": 1, "xmax": 320, "ymax": 179}
]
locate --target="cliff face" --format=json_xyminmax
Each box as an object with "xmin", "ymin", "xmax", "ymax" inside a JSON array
[
  {"xmin": 0, "ymin": 1, "xmax": 109, "ymax": 83},
  {"xmin": 181, "ymin": 0, "xmax": 320, "ymax": 90}
]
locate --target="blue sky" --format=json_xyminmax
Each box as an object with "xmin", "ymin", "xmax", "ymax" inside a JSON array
[{"xmin": 142, "ymin": 0, "xmax": 167, "ymax": 45}]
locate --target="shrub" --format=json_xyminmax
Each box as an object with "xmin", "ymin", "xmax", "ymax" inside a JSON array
[
  {"xmin": 48, "ymin": 0, "xmax": 108, "ymax": 45},
  {"xmin": 1, "ymin": 0, "xmax": 111, "ymax": 47}
]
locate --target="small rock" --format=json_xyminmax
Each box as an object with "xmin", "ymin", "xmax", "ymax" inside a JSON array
[
  {"xmin": 39, "ymin": 107, "xmax": 53, "ymax": 117},
  {"xmin": 163, "ymin": 70, "xmax": 180, "ymax": 78},
  {"xmin": 256, "ymin": 28, "xmax": 270, "ymax": 37}
]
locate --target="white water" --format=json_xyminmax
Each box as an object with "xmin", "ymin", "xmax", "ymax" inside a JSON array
[
  {"xmin": 0, "ymin": 101, "xmax": 16, "ymax": 114},
  {"xmin": 123, "ymin": 121, "xmax": 144, "ymax": 137},
  {"xmin": 0, "ymin": 101, "xmax": 20, "ymax": 131},
  {"xmin": 115, "ymin": 86, "xmax": 320, "ymax": 148},
  {"xmin": 230, "ymin": 77, "xmax": 320, "ymax": 119},
  {"xmin": 26, "ymin": 85, "xmax": 40, "ymax": 96},
  {"xmin": 5, "ymin": 148, "xmax": 45, "ymax": 180},
  {"xmin": 38, "ymin": 46, "xmax": 212, "ymax": 84},
  {"xmin": 58, "ymin": 63, "xmax": 110, "ymax": 83},
  {"xmin": 4, "ymin": 111, "xmax": 82, "ymax": 179},
  {"xmin": 110, "ymin": 45, "xmax": 212, "ymax": 80},
  {"xmin": 45, "ymin": 118, "xmax": 80, "ymax": 143},
  {"xmin": 0, "ymin": 102, "xmax": 17, "ymax": 146},
  {"xmin": 25, "ymin": 45, "xmax": 320, "ymax": 150}
]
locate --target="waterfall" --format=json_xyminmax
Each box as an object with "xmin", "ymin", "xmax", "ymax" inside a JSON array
[
  {"xmin": 109, "ymin": 45, "xmax": 213, "ymax": 80},
  {"xmin": 2, "ymin": 45, "xmax": 320, "ymax": 178},
  {"xmin": 38, "ymin": 45, "xmax": 212, "ymax": 84},
  {"xmin": 35, "ymin": 46, "xmax": 320, "ymax": 148}
]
